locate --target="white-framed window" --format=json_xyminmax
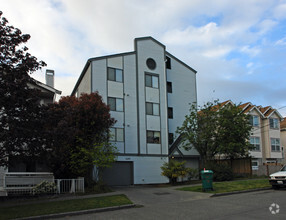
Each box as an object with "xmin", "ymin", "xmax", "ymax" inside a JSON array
[
  {"xmin": 107, "ymin": 97, "xmax": 123, "ymax": 112},
  {"xmin": 146, "ymin": 102, "xmax": 159, "ymax": 116},
  {"xmin": 250, "ymin": 137, "xmax": 260, "ymax": 151},
  {"xmin": 271, "ymin": 138, "xmax": 280, "ymax": 151},
  {"xmin": 107, "ymin": 67, "xmax": 123, "ymax": 82},
  {"xmin": 147, "ymin": 131, "xmax": 161, "ymax": 144},
  {"xmin": 110, "ymin": 128, "xmax": 124, "ymax": 142},
  {"xmin": 251, "ymin": 160, "xmax": 259, "ymax": 170},
  {"xmin": 249, "ymin": 115, "xmax": 259, "ymax": 127},
  {"xmin": 269, "ymin": 118, "xmax": 279, "ymax": 129},
  {"xmin": 145, "ymin": 74, "xmax": 159, "ymax": 88}
]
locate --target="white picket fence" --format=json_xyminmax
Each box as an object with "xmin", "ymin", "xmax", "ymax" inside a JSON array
[
  {"xmin": 55, "ymin": 178, "xmax": 85, "ymax": 194},
  {"xmin": 1, "ymin": 172, "xmax": 84, "ymax": 196}
]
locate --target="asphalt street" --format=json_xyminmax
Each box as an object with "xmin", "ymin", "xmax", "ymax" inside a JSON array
[{"xmin": 57, "ymin": 186, "xmax": 286, "ymax": 220}]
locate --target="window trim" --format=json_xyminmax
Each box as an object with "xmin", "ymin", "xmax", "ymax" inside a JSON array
[
  {"xmin": 107, "ymin": 67, "xmax": 123, "ymax": 83},
  {"xmin": 145, "ymin": 73, "xmax": 159, "ymax": 89},
  {"xmin": 269, "ymin": 118, "xmax": 279, "ymax": 129},
  {"xmin": 146, "ymin": 102, "xmax": 160, "ymax": 116},
  {"xmin": 147, "ymin": 130, "xmax": 161, "ymax": 144},
  {"xmin": 110, "ymin": 127, "xmax": 124, "ymax": 142},
  {"xmin": 249, "ymin": 115, "xmax": 259, "ymax": 127},
  {"xmin": 250, "ymin": 136, "xmax": 260, "ymax": 151},
  {"xmin": 271, "ymin": 138, "xmax": 280, "ymax": 152},
  {"xmin": 251, "ymin": 160, "xmax": 259, "ymax": 170},
  {"xmin": 107, "ymin": 97, "xmax": 124, "ymax": 112}
]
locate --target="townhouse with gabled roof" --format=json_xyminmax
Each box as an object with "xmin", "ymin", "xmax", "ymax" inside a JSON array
[
  {"xmin": 281, "ymin": 117, "xmax": 286, "ymax": 164},
  {"xmin": 222, "ymin": 101, "xmax": 284, "ymax": 169},
  {"xmin": 212, "ymin": 100, "xmax": 284, "ymax": 172}
]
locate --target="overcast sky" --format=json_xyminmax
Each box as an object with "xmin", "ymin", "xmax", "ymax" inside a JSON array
[{"xmin": 1, "ymin": 0, "xmax": 286, "ymax": 116}]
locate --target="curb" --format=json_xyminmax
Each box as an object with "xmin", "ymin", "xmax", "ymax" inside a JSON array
[
  {"xmin": 210, "ymin": 187, "xmax": 272, "ymax": 197},
  {"xmin": 16, "ymin": 204, "xmax": 136, "ymax": 220}
]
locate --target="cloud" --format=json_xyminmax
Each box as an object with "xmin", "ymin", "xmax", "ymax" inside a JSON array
[
  {"xmin": 1, "ymin": 0, "xmax": 286, "ymax": 116},
  {"xmin": 275, "ymin": 37, "xmax": 286, "ymax": 46},
  {"xmin": 240, "ymin": 45, "xmax": 261, "ymax": 57}
]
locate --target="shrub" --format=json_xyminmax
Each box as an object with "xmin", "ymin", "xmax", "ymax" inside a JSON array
[
  {"xmin": 188, "ymin": 168, "xmax": 199, "ymax": 181},
  {"xmin": 32, "ymin": 181, "xmax": 57, "ymax": 195},
  {"xmin": 161, "ymin": 160, "xmax": 190, "ymax": 185},
  {"xmin": 205, "ymin": 163, "xmax": 233, "ymax": 181}
]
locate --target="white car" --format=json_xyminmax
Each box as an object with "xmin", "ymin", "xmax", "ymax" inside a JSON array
[{"xmin": 269, "ymin": 165, "xmax": 286, "ymax": 189}]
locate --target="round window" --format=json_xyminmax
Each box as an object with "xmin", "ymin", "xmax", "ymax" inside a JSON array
[{"xmin": 146, "ymin": 58, "xmax": 156, "ymax": 70}]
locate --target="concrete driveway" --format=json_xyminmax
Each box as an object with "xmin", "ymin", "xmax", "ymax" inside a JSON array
[
  {"xmin": 111, "ymin": 185, "xmax": 211, "ymax": 207},
  {"xmin": 62, "ymin": 186, "xmax": 285, "ymax": 220}
]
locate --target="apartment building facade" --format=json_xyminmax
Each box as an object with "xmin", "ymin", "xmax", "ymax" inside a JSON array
[
  {"xmin": 71, "ymin": 37, "xmax": 198, "ymax": 185},
  {"xmin": 238, "ymin": 102, "xmax": 284, "ymax": 169},
  {"xmin": 280, "ymin": 117, "xmax": 286, "ymax": 164}
]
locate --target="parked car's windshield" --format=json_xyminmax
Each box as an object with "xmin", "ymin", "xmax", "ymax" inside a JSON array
[{"xmin": 281, "ymin": 166, "xmax": 286, "ymax": 171}]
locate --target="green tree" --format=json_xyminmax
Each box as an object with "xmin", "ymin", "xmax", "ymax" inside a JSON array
[
  {"xmin": 161, "ymin": 160, "xmax": 190, "ymax": 184},
  {"xmin": 0, "ymin": 11, "xmax": 47, "ymax": 167},
  {"xmin": 176, "ymin": 101, "xmax": 220, "ymax": 167},
  {"xmin": 216, "ymin": 104, "xmax": 253, "ymax": 159},
  {"xmin": 177, "ymin": 100, "xmax": 252, "ymax": 167}
]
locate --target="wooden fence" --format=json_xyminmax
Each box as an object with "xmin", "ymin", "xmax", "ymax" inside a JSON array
[{"xmin": 201, "ymin": 158, "xmax": 252, "ymax": 176}]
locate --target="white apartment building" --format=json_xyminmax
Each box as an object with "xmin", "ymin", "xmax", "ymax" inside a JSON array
[{"xmin": 71, "ymin": 37, "xmax": 198, "ymax": 185}]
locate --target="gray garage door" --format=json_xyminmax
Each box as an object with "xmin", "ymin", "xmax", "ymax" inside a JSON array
[{"xmin": 102, "ymin": 162, "xmax": 133, "ymax": 186}]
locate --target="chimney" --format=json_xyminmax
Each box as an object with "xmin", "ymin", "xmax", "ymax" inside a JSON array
[{"xmin": 46, "ymin": 69, "xmax": 54, "ymax": 88}]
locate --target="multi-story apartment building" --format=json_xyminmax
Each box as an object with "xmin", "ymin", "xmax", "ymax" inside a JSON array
[
  {"xmin": 223, "ymin": 101, "xmax": 284, "ymax": 169},
  {"xmin": 71, "ymin": 37, "xmax": 198, "ymax": 185},
  {"xmin": 214, "ymin": 101, "xmax": 284, "ymax": 174},
  {"xmin": 280, "ymin": 117, "xmax": 286, "ymax": 164}
]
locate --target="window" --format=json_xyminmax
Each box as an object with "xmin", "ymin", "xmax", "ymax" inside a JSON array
[
  {"xmin": 147, "ymin": 131, "xmax": 161, "ymax": 144},
  {"xmin": 168, "ymin": 107, "xmax": 173, "ymax": 119},
  {"xmin": 252, "ymin": 161, "xmax": 258, "ymax": 166},
  {"xmin": 249, "ymin": 115, "xmax": 259, "ymax": 127},
  {"xmin": 169, "ymin": 133, "xmax": 174, "ymax": 145},
  {"xmin": 269, "ymin": 118, "xmax": 279, "ymax": 129},
  {"xmin": 167, "ymin": 82, "xmax": 172, "ymax": 93},
  {"xmin": 107, "ymin": 97, "xmax": 123, "ymax": 111},
  {"xmin": 166, "ymin": 56, "xmax": 171, "ymax": 69},
  {"xmin": 250, "ymin": 137, "xmax": 260, "ymax": 151},
  {"xmin": 271, "ymin": 138, "xmax": 280, "ymax": 151},
  {"xmin": 251, "ymin": 160, "xmax": 259, "ymax": 170},
  {"xmin": 146, "ymin": 102, "xmax": 160, "ymax": 116},
  {"xmin": 110, "ymin": 128, "xmax": 124, "ymax": 142},
  {"xmin": 145, "ymin": 74, "xmax": 159, "ymax": 88},
  {"xmin": 146, "ymin": 58, "xmax": 156, "ymax": 70},
  {"xmin": 108, "ymin": 67, "xmax": 123, "ymax": 82}
]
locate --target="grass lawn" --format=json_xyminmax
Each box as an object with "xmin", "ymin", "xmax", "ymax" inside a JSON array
[
  {"xmin": 178, "ymin": 179, "xmax": 270, "ymax": 194},
  {"xmin": 0, "ymin": 194, "xmax": 133, "ymax": 220}
]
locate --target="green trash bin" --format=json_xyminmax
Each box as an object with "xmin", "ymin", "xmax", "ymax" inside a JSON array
[{"xmin": 201, "ymin": 170, "xmax": 213, "ymax": 191}]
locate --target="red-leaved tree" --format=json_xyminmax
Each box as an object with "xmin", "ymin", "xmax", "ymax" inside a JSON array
[{"xmin": 45, "ymin": 93, "xmax": 116, "ymax": 185}]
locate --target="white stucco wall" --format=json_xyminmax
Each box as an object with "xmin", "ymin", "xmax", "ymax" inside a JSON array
[
  {"xmin": 117, "ymin": 155, "xmax": 168, "ymax": 184},
  {"xmin": 249, "ymin": 109, "xmax": 263, "ymax": 159},
  {"xmin": 91, "ymin": 59, "xmax": 107, "ymax": 102},
  {"xmin": 136, "ymin": 38, "xmax": 168, "ymax": 156},
  {"xmin": 123, "ymin": 54, "xmax": 138, "ymax": 154},
  {"xmin": 78, "ymin": 64, "xmax": 91, "ymax": 95}
]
